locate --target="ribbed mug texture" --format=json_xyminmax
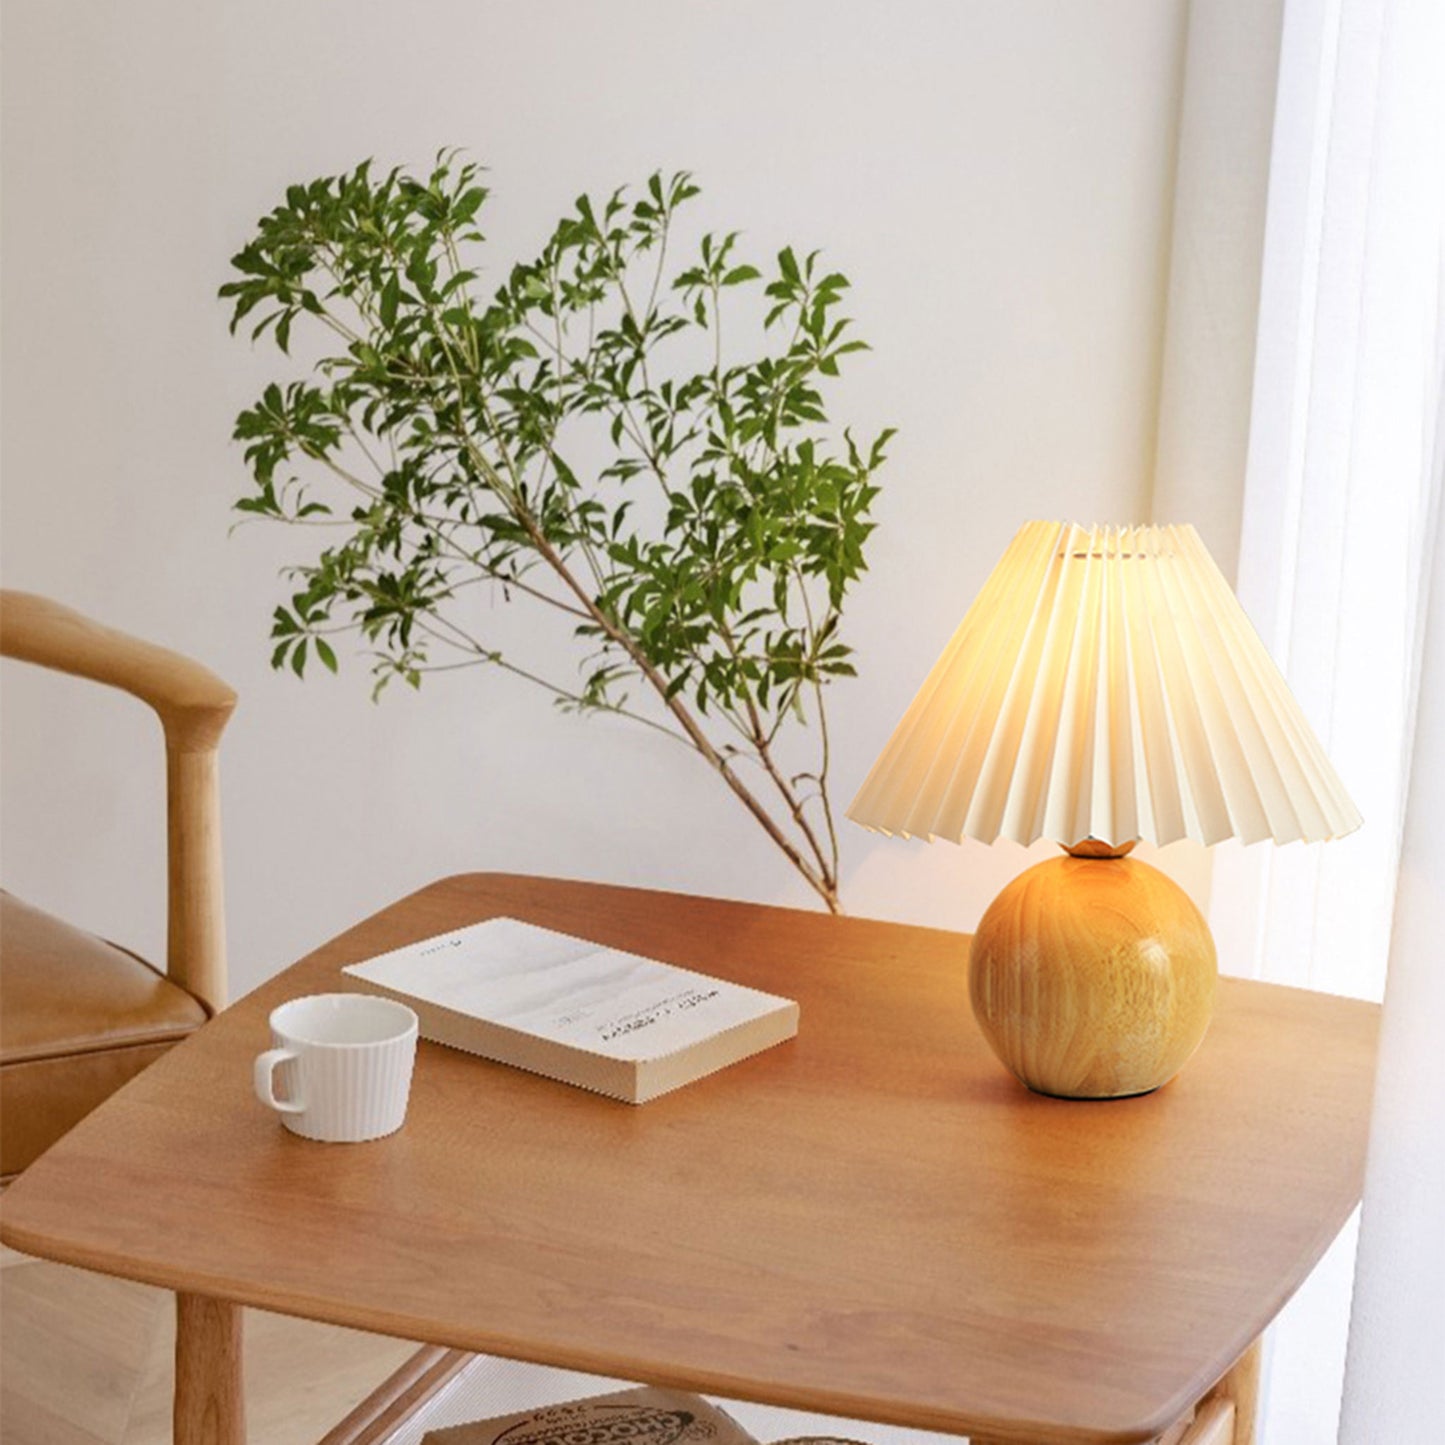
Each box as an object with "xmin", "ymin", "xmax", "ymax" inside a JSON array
[{"xmin": 263, "ymin": 995, "xmax": 418, "ymax": 1142}]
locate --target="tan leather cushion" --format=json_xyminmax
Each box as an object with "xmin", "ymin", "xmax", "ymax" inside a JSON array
[
  {"xmin": 1, "ymin": 1041, "xmax": 180, "ymax": 1181},
  {"xmin": 1, "ymin": 892, "xmax": 208, "ymax": 1175}
]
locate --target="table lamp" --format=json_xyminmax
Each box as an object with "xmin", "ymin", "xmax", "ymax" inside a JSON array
[{"xmin": 847, "ymin": 520, "xmax": 1361, "ymax": 1099}]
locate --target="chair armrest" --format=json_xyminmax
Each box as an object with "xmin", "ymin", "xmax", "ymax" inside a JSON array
[
  {"xmin": 1, "ymin": 590, "xmax": 238, "ymax": 1009},
  {"xmin": 0, "ymin": 590, "xmax": 237, "ymax": 751}
]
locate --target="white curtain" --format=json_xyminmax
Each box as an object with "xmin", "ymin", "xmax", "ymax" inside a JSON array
[
  {"xmin": 1339, "ymin": 389, "xmax": 1445, "ymax": 1441},
  {"xmin": 1203, "ymin": 0, "xmax": 1445, "ymax": 1439}
]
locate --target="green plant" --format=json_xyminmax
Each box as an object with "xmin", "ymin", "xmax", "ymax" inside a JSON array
[{"xmin": 221, "ymin": 154, "xmax": 891, "ymax": 913}]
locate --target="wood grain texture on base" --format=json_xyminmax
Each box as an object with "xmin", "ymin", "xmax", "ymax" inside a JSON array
[{"xmin": 970, "ymin": 854, "xmax": 1217, "ymax": 1098}]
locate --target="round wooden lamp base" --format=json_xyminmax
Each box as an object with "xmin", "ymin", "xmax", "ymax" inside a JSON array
[{"xmin": 968, "ymin": 848, "xmax": 1217, "ymax": 1099}]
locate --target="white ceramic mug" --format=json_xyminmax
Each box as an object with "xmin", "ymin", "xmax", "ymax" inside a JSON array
[{"xmin": 254, "ymin": 993, "xmax": 419, "ymax": 1142}]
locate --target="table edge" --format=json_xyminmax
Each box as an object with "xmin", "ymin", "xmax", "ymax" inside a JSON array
[{"xmin": 0, "ymin": 1213, "xmax": 1195, "ymax": 1445}]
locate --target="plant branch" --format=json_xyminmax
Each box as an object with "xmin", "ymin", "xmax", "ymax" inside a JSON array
[
  {"xmin": 223, "ymin": 160, "xmax": 884, "ymax": 918},
  {"xmin": 516, "ymin": 506, "xmax": 837, "ymax": 906}
]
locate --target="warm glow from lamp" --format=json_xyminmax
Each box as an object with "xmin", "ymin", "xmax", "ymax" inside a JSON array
[{"xmin": 849, "ymin": 521, "xmax": 1361, "ymax": 1098}]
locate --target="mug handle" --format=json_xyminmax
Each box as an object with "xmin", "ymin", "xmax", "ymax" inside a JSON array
[{"xmin": 254, "ymin": 1048, "xmax": 305, "ymax": 1115}]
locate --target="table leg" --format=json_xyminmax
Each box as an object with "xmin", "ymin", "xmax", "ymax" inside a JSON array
[
  {"xmin": 174, "ymin": 1293, "xmax": 245, "ymax": 1445},
  {"xmin": 972, "ymin": 1333, "xmax": 1262, "ymax": 1445},
  {"xmin": 1207, "ymin": 1337, "xmax": 1262, "ymax": 1445}
]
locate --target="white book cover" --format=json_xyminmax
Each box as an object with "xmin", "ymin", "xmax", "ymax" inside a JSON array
[{"xmin": 341, "ymin": 916, "xmax": 798, "ymax": 1099}]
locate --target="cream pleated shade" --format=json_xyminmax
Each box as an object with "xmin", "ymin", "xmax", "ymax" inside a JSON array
[{"xmin": 848, "ymin": 521, "xmax": 1362, "ymax": 848}]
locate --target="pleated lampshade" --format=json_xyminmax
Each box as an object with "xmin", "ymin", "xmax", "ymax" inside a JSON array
[{"xmin": 848, "ymin": 520, "xmax": 1361, "ymax": 849}]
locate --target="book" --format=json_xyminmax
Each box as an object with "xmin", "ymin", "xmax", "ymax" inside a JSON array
[
  {"xmin": 341, "ymin": 916, "xmax": 798, "ymax": 1103},
  {"xmin": 422, "ymin": 1386, "xmax": 758, "ymax": 1445}
]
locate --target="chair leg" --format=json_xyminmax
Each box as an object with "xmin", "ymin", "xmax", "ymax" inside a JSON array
[{"xmin": 175, "ymin": 1293, "xmax": 245, "ymax": 1445}]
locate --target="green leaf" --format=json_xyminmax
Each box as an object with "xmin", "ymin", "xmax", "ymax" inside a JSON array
[{"xmin": 223, "ymin": 155, "xmax": 892, "ymax": 912}]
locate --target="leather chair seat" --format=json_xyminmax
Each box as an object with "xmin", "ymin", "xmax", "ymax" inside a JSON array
[{"xmin": 1, "ymin": 892, "xmax": 209, "ymax": 1178}]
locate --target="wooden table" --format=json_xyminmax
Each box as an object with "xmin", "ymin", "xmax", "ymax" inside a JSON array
[{"xmin": 0, "ymin": 875, "xmax": 1379, "ymax": 1445}]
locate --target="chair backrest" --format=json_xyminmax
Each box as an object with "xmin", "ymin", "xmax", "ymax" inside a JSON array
[{"xmin": 0, "ymin": 591, "xmax": 238, "ymax": 1009}]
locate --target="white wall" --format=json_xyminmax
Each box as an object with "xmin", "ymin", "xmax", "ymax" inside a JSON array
[
  {"xmin": 1152, "ymin": 0, "xmax": 1283, "ymax": 582},
  {"xmin": 1, "ymin": 0, "xmax": 1194, "ymax": 998}
]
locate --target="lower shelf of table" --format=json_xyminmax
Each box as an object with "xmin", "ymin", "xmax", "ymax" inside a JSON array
[{"xmin": 321, "ymin": 1348, "xmax": 1241, "ymax": 1445}]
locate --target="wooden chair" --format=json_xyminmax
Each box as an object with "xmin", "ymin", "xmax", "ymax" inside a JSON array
[{"xmin": 0, "ymin": 591, "xmax": 237, "ymax": 1184}]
